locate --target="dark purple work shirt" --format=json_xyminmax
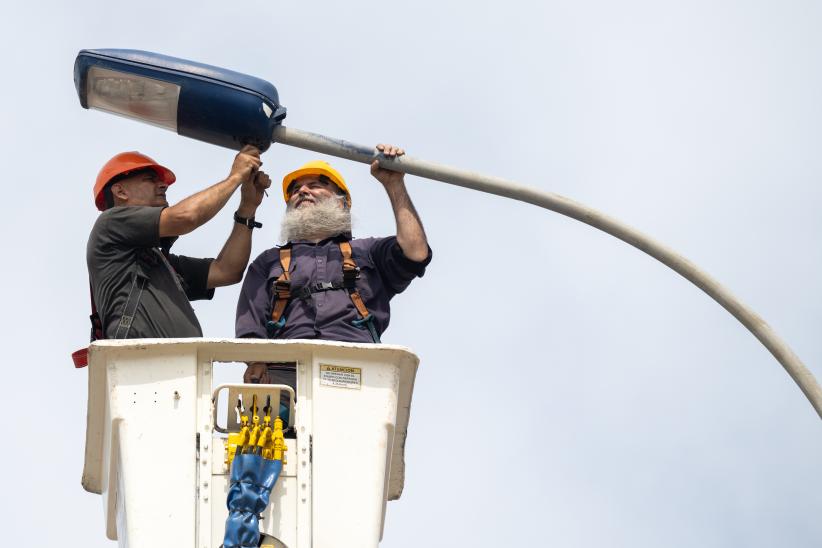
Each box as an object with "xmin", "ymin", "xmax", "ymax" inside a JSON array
[{"xmin": 235, "ymin": 235, "xmax": 431, "ymax": 342}]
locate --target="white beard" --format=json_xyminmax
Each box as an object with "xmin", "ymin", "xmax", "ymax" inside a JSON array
[{"xmin": 280, "ymin": 195, "xmax": 352, "ymax": 243}]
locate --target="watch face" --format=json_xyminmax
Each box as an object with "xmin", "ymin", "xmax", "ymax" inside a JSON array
[{"xmin": 234, "ymin": 212, "xmax": 260, "ymax": 228}]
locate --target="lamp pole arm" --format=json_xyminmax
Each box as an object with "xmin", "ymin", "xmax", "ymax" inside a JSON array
[{"xmin": 272, "ymin": 124, "xmax": 822, "ymax": 420}]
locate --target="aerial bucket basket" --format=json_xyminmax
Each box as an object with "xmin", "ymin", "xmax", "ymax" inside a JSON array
[{"xmin": 81, "ymin": 338, "xmax": 419, "ymax": 548}]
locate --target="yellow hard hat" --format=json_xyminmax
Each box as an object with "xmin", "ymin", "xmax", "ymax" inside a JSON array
[{"xmin": 282, "ymin": 160, "xmax": 351, "ymax": 206}]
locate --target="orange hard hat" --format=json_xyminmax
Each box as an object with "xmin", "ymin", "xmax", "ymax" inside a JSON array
[
  {"xmin": 282, "ymin": 160, "xmax": 351, "ymax": 206},
  {"xmin": 93, "ymin": 151, "xmax": 176, "ymax": 211}
]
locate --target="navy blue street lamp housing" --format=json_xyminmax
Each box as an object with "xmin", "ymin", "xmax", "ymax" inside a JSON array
[
  {"xmin": 72, "ymin": 48, "xmax": 822, "ymax": 420},
  {"xmin": 74, "ymin": 49, "xmax": 286, "ymax": 151}
]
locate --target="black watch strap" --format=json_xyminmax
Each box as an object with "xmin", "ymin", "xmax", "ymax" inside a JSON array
[{"xmin": 234, "ymin": 211, "xmax": 262, "ymax": 229}]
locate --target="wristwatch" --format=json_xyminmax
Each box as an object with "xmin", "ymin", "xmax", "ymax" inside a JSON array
[{"xmin": 234, "ymin": 211, "xmax": 262, "ymax": 229}]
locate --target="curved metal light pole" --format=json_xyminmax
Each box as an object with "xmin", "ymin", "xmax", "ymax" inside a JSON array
[
  {"xmin": 273, "ymin": 125, "xmax": 822, "ymax": 420},
  {"xmin": 72, "ymin": 49, "xmax": 822, "ymax": 420}
]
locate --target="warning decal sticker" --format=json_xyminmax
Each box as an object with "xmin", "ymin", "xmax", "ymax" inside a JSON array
[{"xmin": 320, "ymin": 364, "xmax": 362, "ymax": 389}]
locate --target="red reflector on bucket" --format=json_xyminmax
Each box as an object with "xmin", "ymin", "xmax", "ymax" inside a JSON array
[{"xmin": 72, "ymin": 348, "xmax": 89, "ymax": 368}]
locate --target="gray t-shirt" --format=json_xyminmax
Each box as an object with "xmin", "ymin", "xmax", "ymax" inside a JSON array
[{"xmin": 87, "ymin": 206, "xmax": 214, "ymax": 339}]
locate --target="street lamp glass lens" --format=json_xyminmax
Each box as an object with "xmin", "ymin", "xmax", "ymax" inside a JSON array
[{"xmin": 86, "ymin": 66, "xmax": 180, "ymax": 131}]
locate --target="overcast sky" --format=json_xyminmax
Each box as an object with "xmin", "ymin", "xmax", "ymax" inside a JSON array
[{"xmin": 2, "ymin": 1, "xmax": 821, "ymax": 546}]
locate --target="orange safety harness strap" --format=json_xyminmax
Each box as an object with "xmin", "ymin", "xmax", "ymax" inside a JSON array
[
  {"xmin": 338, "ymin": 241, "xmax": 371, "ymax": 320},
  {"xmin": 267, "ymin": 246, "xmax": 292, "ymax": 334},
  {"xmin": 266, "ymin": 241, "xmax": 380, "ymax": 342}
]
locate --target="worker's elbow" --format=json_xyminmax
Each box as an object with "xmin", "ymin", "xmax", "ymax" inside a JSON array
[
  {"xmin": 400, "ymin": 245, "xmax": 429, "ymax": 263},
  {"xmin": 224, "ymin": 269, "xmax": 244, "ymax": 285},
  {"xmin": 208, "ymin": 263, "xmax": 244, "ymax": 288},
  {"xmin": 397, "ymin": 236, "xmax": 429, "ymax": 262},
  {"xmin": 404, "ymin": 248, "xmax": 429, "ymax": 263}
]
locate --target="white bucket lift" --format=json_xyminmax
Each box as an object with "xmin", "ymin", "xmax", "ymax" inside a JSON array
[{"xmin": 81, "ymin": 338, "xmax": 419, "ymax": 548}]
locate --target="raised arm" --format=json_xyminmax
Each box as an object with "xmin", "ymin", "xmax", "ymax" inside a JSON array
[
  {"xmin": 371, "ymin": 143, "xmax": 429, "ymax": 262},
  {"xmin": 158, "ymin": 145, "xmax": 262, "ymax": 237},
  {"xmin": 207, "ymin": 168, "xmax": 272, "ymax": 288}
]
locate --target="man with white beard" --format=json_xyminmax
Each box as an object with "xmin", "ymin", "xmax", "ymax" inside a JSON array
[{"xmin": 235, "ymin": 144, "xmax": 431, "ymax": 384}]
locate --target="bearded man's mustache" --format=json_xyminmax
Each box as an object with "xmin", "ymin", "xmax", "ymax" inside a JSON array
[{"xmin": 280, "ymin": 194, "xmax": 352, "ymax": 243}]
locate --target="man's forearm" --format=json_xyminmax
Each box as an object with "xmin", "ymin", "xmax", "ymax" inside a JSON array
[
  {"xmin": 206, "ymin": 157, "xmax": 271, "ymax": 288},
  {"xmin": 160, "ymin": 145, "xmax": 261, "ymax": 238},
  {"xmin": 208, "ymin": 218, "xmax": 254, "ymax": 288},
  {"xmin": 384, "ymin": 182, "xmax": 429, "ymax": 261}
]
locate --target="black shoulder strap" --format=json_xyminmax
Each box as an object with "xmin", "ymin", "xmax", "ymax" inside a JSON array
[
  {"xmin": 112, "ymin": 272, "xmax": 148, "ymax": 339},
  {"xmin": 73, "ymin": 271, "xmax": 146, "ymax": 368},
  {"xmin": 88, "ymin": 281, "xmax": 104, "ymax": 342}
]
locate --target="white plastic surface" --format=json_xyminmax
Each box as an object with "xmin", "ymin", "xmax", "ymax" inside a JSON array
[
  {"xmin": 82, "ymin": 338, "xmax": 419, "ymax": 548},
  {"xmin": 87, "ymin": 66, "xmax": 180, "ymax": 131}
]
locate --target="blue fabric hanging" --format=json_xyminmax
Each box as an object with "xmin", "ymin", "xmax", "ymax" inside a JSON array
[{"xmin": 223, "ymin": 453, "xmax": 283, "ymax": 548}]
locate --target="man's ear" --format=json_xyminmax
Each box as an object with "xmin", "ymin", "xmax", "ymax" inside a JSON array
[{"xmin": 111, "ymin": 182, "xmax": 129, "ymax": 203}]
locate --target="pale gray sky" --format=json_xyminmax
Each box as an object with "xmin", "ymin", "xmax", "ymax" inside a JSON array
[{"xmin": 2, "ymin": 1, "xmax": 821, "ymax": 546}]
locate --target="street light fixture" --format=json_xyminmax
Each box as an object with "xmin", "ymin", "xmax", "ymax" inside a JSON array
[
  {"xmin": 74, "ymin": 49, "xmax": 285, "ymax": 150},
  {"xmin": 73, "ymin": 49, "xmax": 822, "ymax": 420}
]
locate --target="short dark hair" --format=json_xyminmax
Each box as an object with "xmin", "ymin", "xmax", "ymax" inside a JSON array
[
  {"xmin": 102, "ymin": 183, "xmax": 115, "ymax": 209},
  {"xmin": 102, "ymin": 167, "xmax": 157, "ymax": 209}
]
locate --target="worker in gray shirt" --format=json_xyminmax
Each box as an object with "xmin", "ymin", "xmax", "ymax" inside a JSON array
[{"xmin": 86, "ymin": 146, "xmax": 271, "ymax": 339}]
